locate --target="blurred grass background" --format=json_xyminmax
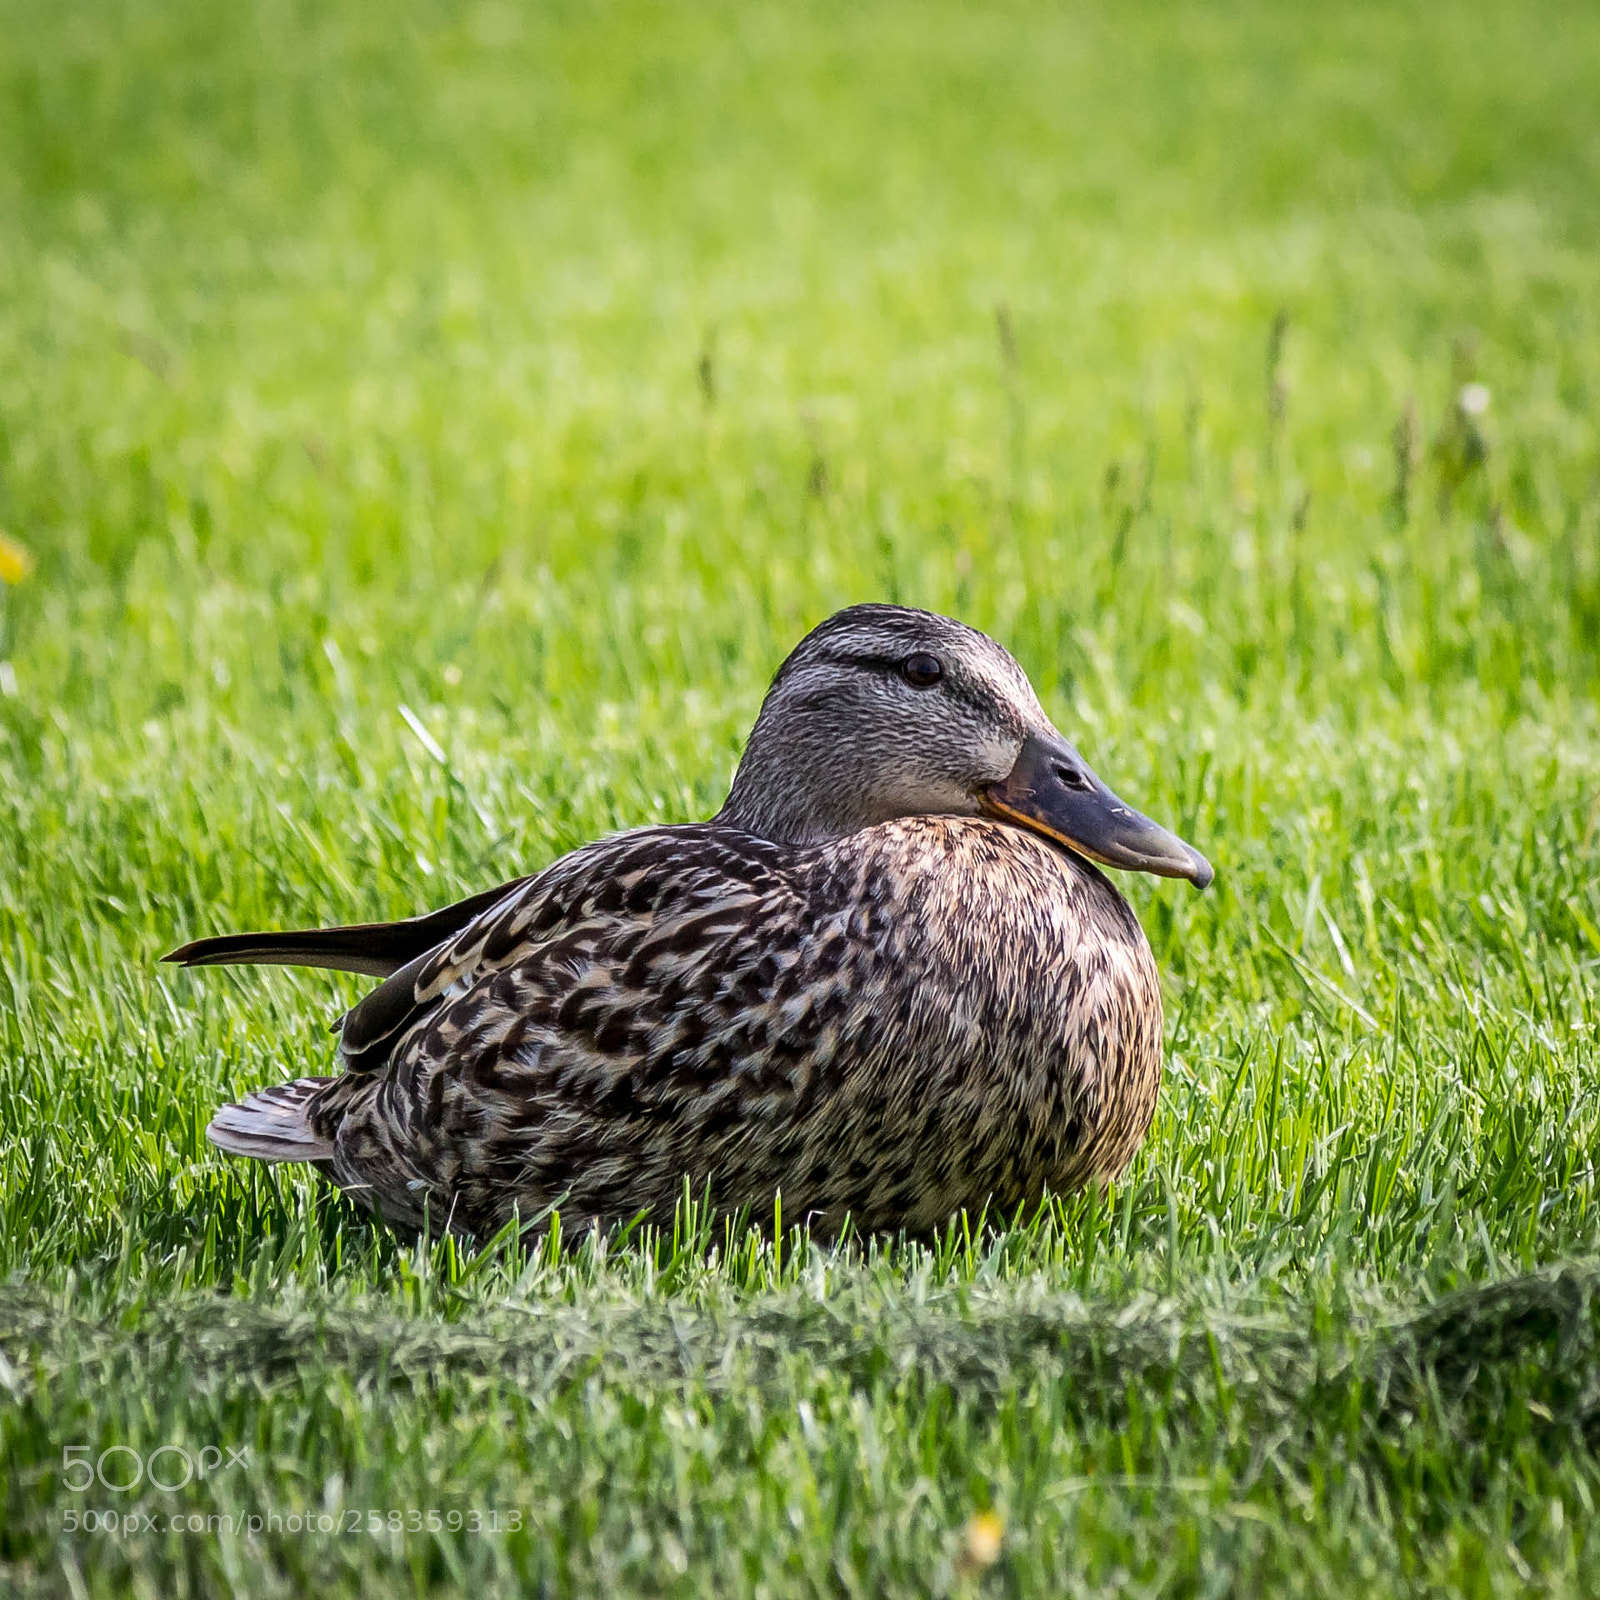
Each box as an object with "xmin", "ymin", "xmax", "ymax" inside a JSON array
[{"xmin": 2, "ymin": 0, "xmax": 1599, "ymax": 1593}]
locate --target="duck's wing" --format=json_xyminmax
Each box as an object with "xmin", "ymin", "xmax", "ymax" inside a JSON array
[
  {"xmin": 334, "ymin": 825, "xmax": 792, "ymax": 1074},
  {"xmin": 161, "ymin": 875, "xmax": 539, "ymax": 979}
]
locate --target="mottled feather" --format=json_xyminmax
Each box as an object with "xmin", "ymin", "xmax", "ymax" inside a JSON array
[{"xmin": 295, "ymin": 818, "xmax": 1162, "ymax": 1236}]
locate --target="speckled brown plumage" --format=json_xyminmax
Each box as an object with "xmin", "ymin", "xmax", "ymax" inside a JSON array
[
  {"xmin": 173, "ymin": 605, "xmax": 1210, "ymax": 1239},
  {"xmin": 307, "ymin": 818, "xmax": 1162, "ymax": 1235}
]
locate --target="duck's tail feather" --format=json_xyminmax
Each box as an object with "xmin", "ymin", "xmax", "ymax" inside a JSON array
[
  {"xmin": 164, "ymin": 924, "xmax": 421, "ymax": 979},
  {"xmin": 162, "ymin": 874, "xmax": 537, "ymax": 980},
  {"xmin": 208, "ymin": 1077, "xmax": 336, "ymax": 1163}
]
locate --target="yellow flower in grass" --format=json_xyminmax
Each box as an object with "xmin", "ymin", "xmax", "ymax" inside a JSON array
[
  {"xmin": 0, "ymin": 532, "xmax": 33, "ymax": 585},
  {"xmin": 956, "ymin": 1510, "xmax": 1004, "ymax": 1575}
]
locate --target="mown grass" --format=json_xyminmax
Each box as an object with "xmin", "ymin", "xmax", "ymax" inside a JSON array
[{"xmin": 2, "ymin": 0, "xmax": 1599, "ymax": 1592}]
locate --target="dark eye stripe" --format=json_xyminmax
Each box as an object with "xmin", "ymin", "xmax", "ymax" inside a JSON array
[
  {"xmin": 805, "ymin": 651, "xmax": 912, "ymax": 678},
  {"xmin": 787, "ymin": 648, "xmax": 1025, "ymax": 734},
  {"xmin": 824, "ymin": 651, "xmax": 942, "ymax": 686}
]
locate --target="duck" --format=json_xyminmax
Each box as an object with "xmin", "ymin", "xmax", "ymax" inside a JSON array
[{"xmin": 165, "ymin": 604, "xmax": 1212, "ymax": 1238}]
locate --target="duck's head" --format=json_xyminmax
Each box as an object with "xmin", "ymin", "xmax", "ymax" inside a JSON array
[{"xmin": 718, "ymin": 603, "xmax": 1212, "ymax": 888}]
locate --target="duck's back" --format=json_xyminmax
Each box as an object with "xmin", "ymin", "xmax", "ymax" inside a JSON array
[{"xmin": 307, "ymin": 816, "xmax": 1164, "ymax": 1236}]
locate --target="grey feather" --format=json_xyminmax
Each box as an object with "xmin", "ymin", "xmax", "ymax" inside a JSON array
[{"xmin": 207, "ymin": 1078, "xmax": 336, "ymax": 1162}]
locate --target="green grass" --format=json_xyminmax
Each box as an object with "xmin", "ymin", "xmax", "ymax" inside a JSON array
[{"xmin": 2, "ymin": 0, "xmax": 1599, "ymax": 1591}]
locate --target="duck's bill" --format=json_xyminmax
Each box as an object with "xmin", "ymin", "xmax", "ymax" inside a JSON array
[{"xmin": 980, "ymin": 731, "xmax": 1213, "ymax": 890}]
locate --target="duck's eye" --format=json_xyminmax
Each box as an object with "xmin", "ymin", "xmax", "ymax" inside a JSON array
[{"xmin": 900, "ymin": 653, "xmax": 944, "ymax": 689}]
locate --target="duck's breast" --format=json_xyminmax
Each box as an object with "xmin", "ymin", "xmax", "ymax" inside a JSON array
[{"xmin": 813, "ymin": 816, "xmax": 1166, "ymax": 1206}]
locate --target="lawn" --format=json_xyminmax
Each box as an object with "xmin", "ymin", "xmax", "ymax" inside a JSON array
[{"xmin": 2, "ymin": 0, "xmax": 1599, "ymax": 1592}]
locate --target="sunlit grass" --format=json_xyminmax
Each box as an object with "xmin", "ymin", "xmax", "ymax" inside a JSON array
[{"xmin": 2, "ymin": 0, "xmax": 1599, "ymax": 1592}]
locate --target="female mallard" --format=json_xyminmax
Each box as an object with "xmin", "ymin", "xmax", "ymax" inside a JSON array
[{"xmin": 167, "ymin": 605, "xmax": 1211, "ymax": 1237}]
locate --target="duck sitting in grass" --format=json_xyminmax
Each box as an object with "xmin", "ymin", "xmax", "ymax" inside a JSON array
[{"xmin": 167, "ymin": 604, "xmax": 1212, "ymax": 1238}]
